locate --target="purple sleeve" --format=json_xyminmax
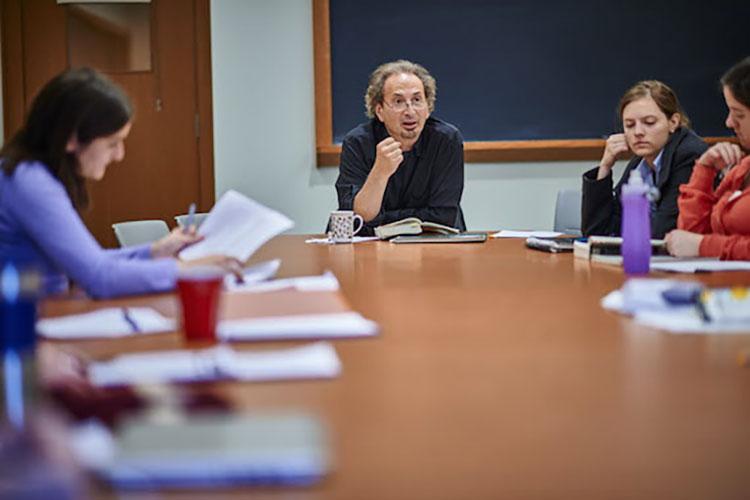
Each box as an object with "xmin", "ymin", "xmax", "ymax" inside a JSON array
[
  {"xmin": 105, "ymin": 244, "xmax": 153, "ymax": 259},
  {"xmin": 8, "ymin": 165, "xmax": 177, "ymax": 298}
]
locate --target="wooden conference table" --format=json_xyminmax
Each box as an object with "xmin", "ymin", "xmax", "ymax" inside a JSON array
[{"xmin": 41, "ymin": 235, "xmax": 750, "ymax": 500}]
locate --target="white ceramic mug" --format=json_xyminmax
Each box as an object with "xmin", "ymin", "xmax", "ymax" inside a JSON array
[{"xmin": 328, "ymin": 210, "xmax": 364, "ymax": 243}]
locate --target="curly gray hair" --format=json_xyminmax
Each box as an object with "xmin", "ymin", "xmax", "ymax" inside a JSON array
[{"xmin": 364, "ymin": 60, "xmax": 437, "ymax": 118}]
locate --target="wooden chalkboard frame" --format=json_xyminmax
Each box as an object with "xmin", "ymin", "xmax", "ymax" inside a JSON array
[{"xmin": 312, "ymin": 0, "xmax": 729, "ymax": 167}]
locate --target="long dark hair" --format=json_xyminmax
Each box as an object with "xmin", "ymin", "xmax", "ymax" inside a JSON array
[
  {"xmin": 0, "ymin": 67, "xmax": 132, "ymax": 209},
  {"xmin": 721, "ymin": 56, "xmax": 750, "ymax": 109},
  {"xmin": 720, "ymin": 57, "xmax": 750, "ymax": 187}
]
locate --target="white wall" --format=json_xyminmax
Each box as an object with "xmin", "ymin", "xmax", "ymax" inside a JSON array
[{"xmin": 210, "ymin": 0, "xmax": 587, "ymax": 234}]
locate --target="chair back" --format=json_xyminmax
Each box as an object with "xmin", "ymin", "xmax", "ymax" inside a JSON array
[
  {"xmin": 174, "ymin": 213, "xmax": 209, "ymax": 229},
  {"xmin": 553, "ymin": 189, "xmax": 582, "ymax": 236},
  {"xmin": 112, "ymin": 220, "xmax": 170, "ymax": 247}
]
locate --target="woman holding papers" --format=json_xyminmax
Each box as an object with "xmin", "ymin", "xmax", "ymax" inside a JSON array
[
  {"xmin": 581, "ymin": 80, "xmax": 707, "ymax": 238},
  {"xmin": 666, "ymin": 57, "xmax": 750, "ymax": 260},
  {"xmin": 0, "ymin": 68, "xmax": 240, "ymax": 298}
]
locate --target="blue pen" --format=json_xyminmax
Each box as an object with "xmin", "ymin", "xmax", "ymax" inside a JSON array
[
  {"xmin": 185, "ymin": 202, "xmax": 196, "ymax": 233},
  {"xmin": 121, "ymin": 307, "xmax": 140, "ymax": 333},
  {"xmin": 662, "ymin": 284, "xmax": 710, "ymax": 322}
]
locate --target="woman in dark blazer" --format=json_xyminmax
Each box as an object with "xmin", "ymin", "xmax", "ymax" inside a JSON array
[{"xmin": 581, "ymin": 80, "xmax": 707, "ymax": 239}]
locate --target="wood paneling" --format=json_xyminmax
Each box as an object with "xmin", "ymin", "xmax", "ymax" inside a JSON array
[{"xmin": 1, "ymin": 0, "xmax": 214, "ymax": 247}]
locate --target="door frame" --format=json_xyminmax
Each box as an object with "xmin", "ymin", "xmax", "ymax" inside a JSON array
[{"xmin": 0, "ymin": 0, "xmax": 216, "ymax": 209}]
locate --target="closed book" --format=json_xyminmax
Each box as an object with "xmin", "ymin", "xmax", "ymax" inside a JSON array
[
  {"xmin": 573, "ymin": 236, "xmax": 669, "ymax": 265},
  {"xmin": 573, "ymin": 236, "xmax": 667, "ymax": 260}
]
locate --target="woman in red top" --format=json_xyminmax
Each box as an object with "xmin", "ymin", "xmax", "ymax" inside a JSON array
[{"xmin": 665, "ymin": 57, "xmax": 750, "ymax": 260}]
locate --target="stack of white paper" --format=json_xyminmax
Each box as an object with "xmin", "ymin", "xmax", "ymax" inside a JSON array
[
  {"xmin": 650, "ymin": 259, "xmax": 750, "ymax": 273},
  {"xmin": 229, "ymin": 271, "xmax": 340, "ymax": 293},
  {"xmin": 218, "ymin": 311, "xmax": 379, "ymax": 341},
  {"xmin": 305, "ymin": 236, "xmax": 380, "ymax": 245},
  {"xmin": 491, "ymin": 230, "xmax": 562, "ymax": 239},
  {"xmin": 90, "ymin": 349, "xmax": 218, "ymax": 386},
  {"xmin": 179, "ymin": 190, "xmax": 294, "ymax": 262},
  {"xmin": 37, "ymin": 308, "xmax": 175, "ymax": 339},
  {"xmin": 601, "ymin": 279, "xmax": 691, "ymax": 315},
  {"xmin": 634, "ymin": 310, "xmax": 750, "ymax": 334},
  {"xmin": 215, "ymin": 342, "xmax": 342, "ymax": 380},
  {"xmin": 223, "ymin": 259, "xmax": 281, "ymax": 290},
  {"xmin": 601, "ymin": 279, "xmax": 750, "ymax": 334},
  {"xmin": 89, "ymin": 342, "xmax": 341, "ymax": 387}
]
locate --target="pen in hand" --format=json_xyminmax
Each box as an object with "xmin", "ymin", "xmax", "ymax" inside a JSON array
[{"xmin": 184, "ymin": 202, "xmax": 197, "ymax": 234}]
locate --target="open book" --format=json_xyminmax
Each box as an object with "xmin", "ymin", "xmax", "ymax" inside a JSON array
[{"xmin": 374, "ymin": 217, "xmax": 459, "ymax": 240}]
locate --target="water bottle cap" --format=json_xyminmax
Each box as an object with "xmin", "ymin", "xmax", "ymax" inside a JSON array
[{"xmin": 628, "ymin": 169, "xmax": 645, "ymax": 185}]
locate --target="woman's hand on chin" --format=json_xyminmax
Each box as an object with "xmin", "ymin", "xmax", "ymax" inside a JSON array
[{"xmin": 697, "ymin": 142, "xmax": 745, "ymax": 171}]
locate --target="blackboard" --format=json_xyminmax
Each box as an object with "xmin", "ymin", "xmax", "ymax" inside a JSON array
[{"xmin": 327, "ymin": 0, "xmax": 747, "ymax": 145}]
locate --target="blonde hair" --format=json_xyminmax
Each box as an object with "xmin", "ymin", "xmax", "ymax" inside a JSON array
[
  {"xmin": 364, "ymin": 60, "xmax": 436, "ymax": 118},
  {"xmin": 618, "ymin": 80, "xmax": 690, "ymax": 128}
]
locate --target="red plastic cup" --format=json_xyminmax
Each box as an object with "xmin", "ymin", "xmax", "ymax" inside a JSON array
[{"xmin": 176, "ymin": 267, "xmax": 224, "ymax": 342}]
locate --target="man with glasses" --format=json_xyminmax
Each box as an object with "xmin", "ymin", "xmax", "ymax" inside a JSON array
[{"xmin": 335, "ymin": 60, "xmax": 466, "ymax": 235}]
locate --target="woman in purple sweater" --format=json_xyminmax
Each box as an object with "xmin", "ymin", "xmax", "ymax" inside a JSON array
[{"xmin": 0, "ymin": 68, "xmax": 238, "ymax": 298}]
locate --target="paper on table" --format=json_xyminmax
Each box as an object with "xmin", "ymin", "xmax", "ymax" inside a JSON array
[
  {"xmin": 634, "ymin": 310, "xmax": 750, "ymax": 334},
  {"xmin": 601, "ymin": 279, "xmax": 692, "ymax": 315},
  {"xmin": 305, "ymin": 236, "xmax": 380, "ymax": 245},
  {"xmin": 214, "ymin": 342, "xmax": 341, "ymax": 380},
  {"xmin": 229, "ymin": 271, "xmax": 340, "ymax": 293},
  {"xmin": 223, "ymin": 259, "xmax": 281, "ymax": 290},
  {"xmin": 491, "ymin": 230, "xmax": 562, "ymax": 239},
  {"xmin": 650, "ymin": 259, "xmax": 750, "ymax": 273},
  {"xmin": 84, "ymin": 412, "xmax": 330, "ymax": 489},
  {"xmin": 37, "ymin": 308, "xmax": 175, "ymax": 339},
  {"xmin": 89, "ymin": 342, "xmax": 341, "ymax": 387},
  {"xmin": 217, "ymin": 311, "xmax": 379, "ymax": 341},
  {"xmin": 179, "ymin": 190, "xmax": 294, "ymax": 262},
  {"xmin": 601, "ymin": 278, "xmax": 750, "ymax": 334},
  {"xmin": 90, "ymin": 349, "xmax": 219, "ymax": 386}
]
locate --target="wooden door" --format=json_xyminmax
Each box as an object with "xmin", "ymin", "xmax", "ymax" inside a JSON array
[{"xmin": 1, "ymin": 0, "xmax": 214, "ymax": 247}]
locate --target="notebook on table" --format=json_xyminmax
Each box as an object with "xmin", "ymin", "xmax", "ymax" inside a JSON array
[
  {"xmin": 391, "ymin": 232, "xmax": 488, "ymax": 244},
  {"xmin": 98, "ymin": 412, "xmax": 330, "ymax": 489}
]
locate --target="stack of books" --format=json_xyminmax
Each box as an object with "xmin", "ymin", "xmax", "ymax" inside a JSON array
[{"xmin": 573, "ymin": 236, "xmax": 668, "ymax": 264}]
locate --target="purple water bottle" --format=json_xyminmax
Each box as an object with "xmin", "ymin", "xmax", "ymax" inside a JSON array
[{"xmin": 621, "ymin": 170, "xmax": 651, "ymax": 275}]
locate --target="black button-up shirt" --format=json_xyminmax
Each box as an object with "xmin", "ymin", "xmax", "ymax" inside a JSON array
[{"xmin": 335, "ymin": 117, "xmax": 466, "ymax": 236}]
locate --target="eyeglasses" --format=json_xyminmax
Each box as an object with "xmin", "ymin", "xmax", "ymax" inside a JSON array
[{"xmin": 383, "ymin": 96, "xmax": 428, "ymax": 112}]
